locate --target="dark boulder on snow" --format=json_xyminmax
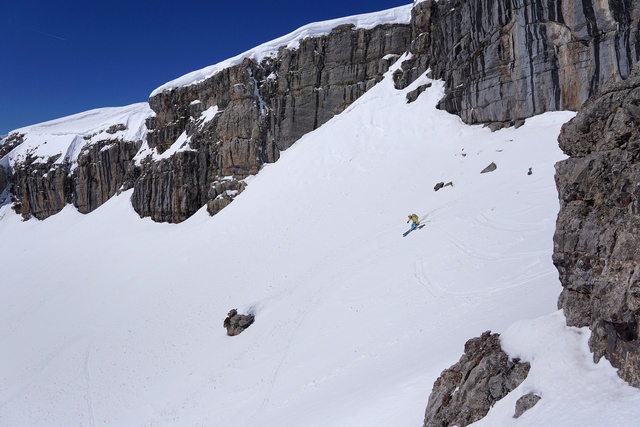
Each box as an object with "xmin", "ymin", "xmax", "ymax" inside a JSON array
[
  {"xmin": 480, "ymin": 162, "xmax": 497, "ymax": 174},
  {"xmin": 423, "ymin": 331, "xmax": 530, "ymax": 427},
  {"xmin": 433, "ymin": 181, "xmax": 453, "ymax": 191},
  {"xmin": 553, "ymin": 62, "xmax": 640, "ymax": 388},
  {"xmin": 513, "ymin": 392, "xmax": 541, "ymax": 418},
  {"xmin": 223, "ymin": 309, "xmax": 255, "ymax": 336}
]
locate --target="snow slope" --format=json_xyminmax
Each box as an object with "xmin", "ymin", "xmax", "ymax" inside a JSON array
[{"xmin": 2, "ymin": 64, "xmax": 640, "ymax": 426}]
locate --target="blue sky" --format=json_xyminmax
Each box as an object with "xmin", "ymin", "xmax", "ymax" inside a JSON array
[{"xmin": 0, "ymin": 0, "xmax": 411, "ymax": 135}]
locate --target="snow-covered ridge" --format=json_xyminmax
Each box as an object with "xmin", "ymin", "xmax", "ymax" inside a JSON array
[
  {"xmin": 150, "ymin": 5, "xmax": 413, "ymax": 97},
  {"xmin": 2, "ymin": 103, "xmax": 152, "ymax": 170}
]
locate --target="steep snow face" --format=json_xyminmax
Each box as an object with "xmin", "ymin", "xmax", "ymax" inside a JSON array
[
  {"xmin": 1, "ymin": 65, "xmax": 639, "ymax": 426},
  {"xmin": 150, "ymin": 5, "xmax": 413, "ymax": 96},
  {"xmin": 1, "ymin": 103, "xmax": 152, "ymax": 170}
]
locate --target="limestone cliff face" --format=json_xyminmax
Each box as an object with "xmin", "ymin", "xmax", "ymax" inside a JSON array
[
  {"xmin": 72, "ymin": 138, "xmax": 142, "ymax": 214},
  {"xmin": 4, "ymin": 1, "xmax": 639, "ymax": 223},
  {"xmin": 403, "ymin": 0, "xmax": 640, "ymax": 129},
  {"xmin": 0, "ymin": 103, "xmax": 150, "ymax": 221},
  {"xmin": 554, "ymin": 62, "xmax": 640, "ymax": 387},
  {"xmin": 136, "ymin": 23, "xmax": 411, "ymax": 222},
  {"xmin": 9, "ymin": 154, "xmax": 70, "ymax": 220},
  {"xmin": 0, "ymin": 22, "xmax": 410, "ymax": 223},
  {"xmin": 7, "ymin": 137, "xmax": 143, "ymax": 220}
]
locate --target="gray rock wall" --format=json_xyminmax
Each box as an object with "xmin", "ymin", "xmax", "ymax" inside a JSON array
[
  {"xmin": 6, "ymin": 136, "xmax": 143, "ymax": 221},
  {"xmin": 136, "ymin": 23, "xmax": 411, "ymax": 222},
  {"xmin": 402, "ymin": 0, "xmax": 640, "ymax": 128},
  {"xmin": 553, "ymin": 63, "xmax": 640, "ymax": 388},
  {"xmin": 6, "ymin": 0, "xmax": 640, "ymax": 222},
  {"xmin": 2, "ymin": 23, "xmax": 410, "ymax": 223},
  {"xmin": 10, "ymin": 155, "xmax": 70, "ymax": 220},
  {"xmin": 0, "ymin": 164, "xmax": 6, "ymax": 194},
  {"xmin": 72, "ymin": 139, "xmax": 142, "ymax": 214}
]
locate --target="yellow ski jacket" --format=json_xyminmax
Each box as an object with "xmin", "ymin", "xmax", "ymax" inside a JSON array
[{"xmin": 407, "ymin": 214, "xmax": 419, "ymax": 225}]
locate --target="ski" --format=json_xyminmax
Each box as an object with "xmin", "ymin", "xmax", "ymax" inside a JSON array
[{"xmin": 403, "ymin": 224, "xmax": 425, "ymax": 237}]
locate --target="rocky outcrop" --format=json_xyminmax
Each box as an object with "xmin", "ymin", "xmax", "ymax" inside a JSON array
[
  {"xmin": 4, "ymin": 123, "xmax": 146, "ymax": 220},
  {"xmin": 135, "ymin": 23, "xmax": 412, "ymax": 222},
  {"xmin": 6, "ymin": 1, "xmax": 640, "ymax": 222},
  {"xmin": 423, "ymin": 331, "xmax": 530, "ymax": 427},
  {"xmin": 514, "ymin": 392, "xmax": 541, "ymax": 418},
  {"xmin": 72, "ymin": 138, "xmax": 142, "ymax": 214},
  {"xmin": 0, "ymin": 164, "xmax": 6, "ymax": 194},
  {"xmin": 223, "ymin": 309, "xmax": 255, "ymax": 336},
  {"xmin": 0, "ymin": 133, "xmax": 24, "ymax": 160},
  {"xmin": 1, "ymin": 22, "xmax": 410, "ymax": 223},
  {"xmin": 402, "ymin": 0, "xmax": 640, "ymax": 128},
  {"xmin": 553, "ymin": 62, "xmax": 640, "ymax": 388},
  {"xmin": 9, "ymin": 155, "xmax": 70, "ymax": 220}
]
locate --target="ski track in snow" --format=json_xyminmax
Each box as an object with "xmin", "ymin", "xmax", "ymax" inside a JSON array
[{"xmin": 84, "ymin": 342, "xmax": 96, "ymax": 427}]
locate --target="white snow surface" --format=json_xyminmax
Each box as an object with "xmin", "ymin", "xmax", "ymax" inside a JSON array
[
  {"xmin": 2, "ymin": 68, "xmax": 640, "ymax": 426},
  {"xmin": 149, "ymin": 5, "xmax": 412, "ymax": 97},
  {"xmin": 1, "ymin": 103, "xmax": 152, "ymax": 170}
]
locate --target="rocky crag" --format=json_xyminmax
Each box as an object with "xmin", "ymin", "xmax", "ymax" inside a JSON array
[
  {"xmin": 554, "ymin": 62, "xmax": 640, "ymax": 388},
  {"xmin": 136, "ymin": 23, "xmax": 412, "ymax": 222},
  {"xmin": 423, "ymin": 332, "xmax": 530, "ymax": 427},
  {"xmin": 0, "ymin": 107, "xmax": 149, "ymax": 220},
  {"xmin": 1, "ymin": 0, "xmax": 640, "ymax": 419},
  {"xmin": 3, "ymin": 1, "xmax": 638, "ymax": 222},
  {"xmin": 403, "ymin": 0, "xmax": 640, "ymax": 129},
  {"xmin": 418, "ymin": 1, "xmax": 640, "ymax": 422},
  {"xmin": 1, "ymin": 22, "xmax": 412, "ymax": 223}
]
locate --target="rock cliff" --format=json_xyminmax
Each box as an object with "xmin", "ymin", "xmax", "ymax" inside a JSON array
[
  {"xmin": 0, "ymin": 104, "xmax": 150, "ymax": 220},
  {"xmin": 403, "ymin": 0, "xmax": 640, "ymax": 129},
  {"xmin": 3, "ymin": 1, "xmax": 639, "ymax": 222},
  {"xmin": 554, "ymin": 62, "xmax": 640, "ymax": 387},
  {"xmin": 0, "ymin": 20, "xmax": 412, "ymax": 223},
  {"xmin": 416, "ymin": 0, "xmax": 640, "ymax": 419},
  {"xmin": 135, "ymin": 23, "xmax": 411, "ymax": 222},
  {"xmin": 8, "ymin": 136, "xmax": 143, "ymax": 220}
]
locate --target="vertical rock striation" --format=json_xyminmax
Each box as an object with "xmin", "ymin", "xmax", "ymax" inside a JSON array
[
  {"xmin": 72, "ymin": 138, "xmax": 143, "ymax": 214},
  {"xmin": 9, "ymin": 155, "xmax": 71, "ymax": 220},
  {"xmin": 5, "ymin": 1, "xmax": 640, "ymax": 222},
  {"xmin": 2, "ymin": 107, "xmax": 149, "ymax": 221},
  {"xmin": 554, "ymin": 63, "xmax": 640, "ymax": 387},
  {"xmin": 135, "ymin": 24, "xmax": 411, "ymax": 222},
  {"xmin": 1, "ymin": 22, "xmax": 411, "ymax": 223},
  {"xmin": 403, "ymin": 0, "xmax": 640, "ymax": 129}
]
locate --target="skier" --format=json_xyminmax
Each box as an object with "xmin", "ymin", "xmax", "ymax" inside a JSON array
[{"xmin": 407, "ymin": 214, "xmax": 420, "ymax": 230}]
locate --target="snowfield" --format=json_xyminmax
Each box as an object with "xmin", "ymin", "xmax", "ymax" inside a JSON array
[{"xmin": 2, "ymin": 63, "xmax": 640, "ymax": 426}]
